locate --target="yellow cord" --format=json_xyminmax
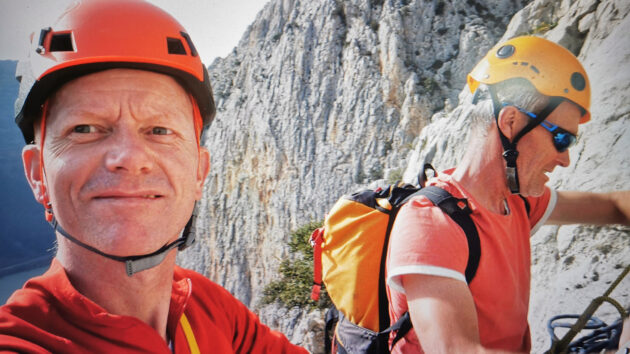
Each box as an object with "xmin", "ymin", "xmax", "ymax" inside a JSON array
[{"xmin": 180, "ymin": 313, "xmax": 200, "ymax": 354}]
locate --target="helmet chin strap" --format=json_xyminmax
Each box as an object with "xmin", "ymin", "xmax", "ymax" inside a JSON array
[
  {"xmin": 49, "ymin": 207, "xmax": 197, "ymax": 276},
  {"xmin": 486, "ymin": 86, "xmax": 563, "ymax": 194}
]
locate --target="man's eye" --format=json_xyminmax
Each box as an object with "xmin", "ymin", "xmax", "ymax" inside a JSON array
[
  {"xmin": 73, "ymin": 125, "xmax": 96, "ymax": 133},
  {"xmin": 152, "ymin": 127, "xmax": 172, "ymax": 135}
]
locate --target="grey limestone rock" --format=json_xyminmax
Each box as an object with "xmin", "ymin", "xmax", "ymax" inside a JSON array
[{"xmin": 178, "ymin": 0, "xmax": 629, "ymax": 351}]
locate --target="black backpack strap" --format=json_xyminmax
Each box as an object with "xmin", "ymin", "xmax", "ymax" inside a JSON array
[
  {"xmin": 417, "ymin": 163, "xmax": 437, "ymax": 187},
  {"xmin": 519, "ymin": 195, "xmax": 531, "ymax": 216},
  {"xmin": 417, "ymin": 185, "xmax": 481, "ymax": 284},
  {"xmin": 324, "ymin": 305, "xmax": 339, "ymax": 354},
  {"xmin": 378, "ymin": 185, "xmax": 434, "ymax": 332},
  {"xmin": 389, "ymin": 311, "xmax": 413, "ymax": 349}
]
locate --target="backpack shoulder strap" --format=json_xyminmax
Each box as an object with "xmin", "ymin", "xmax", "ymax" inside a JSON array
[
  {"xmin": 378, "ymin": 187, "xmax": 422, "ymax": 332},
  {"xmin": 387, "ymin": 185, "xmax": 481, "ymax": 351},
  {"xmin": 418, "ymin": 185, "xmax": 481, "ymax": 283},
  {"xmin": 519, "ymin": 195, "xmax": 531, "ymax": 216}
]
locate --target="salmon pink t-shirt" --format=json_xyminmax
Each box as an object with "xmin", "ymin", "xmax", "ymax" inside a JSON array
[{"xmin": 386, "ymin": 170, "xmax": 555, "ymax": 353}]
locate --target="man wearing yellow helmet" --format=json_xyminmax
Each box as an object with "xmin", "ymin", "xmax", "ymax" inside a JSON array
[
  {"xmin": 385, "ymin": 36, "xmax": 630, "ymax": 353},
  {"xmin": 0, "ymin": 1, "xmax": 306, "ymax": 352}
]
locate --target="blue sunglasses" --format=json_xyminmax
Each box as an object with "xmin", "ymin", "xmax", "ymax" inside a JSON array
[{"xmin": 502, "ymin": 103, "xmax": 577, "ymax": 152}]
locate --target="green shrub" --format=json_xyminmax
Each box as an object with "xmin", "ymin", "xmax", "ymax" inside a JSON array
[
  {"xmin": 526, "ymin": 21, "xmax": 558, "ymax": 35},
  {"xmin": 423, "ymin": 77, "xmax": 437, "ymax": 93},
  {"xmin": 369, "ymin": 165, "xmax": 384, "ymax": 180},
  {"xmin": 387, "ymin": 168, "xmax": 404, "ymax": 184},
  {"xmin": 261, "ymin": 221, "xmax": 332, "ymax": 310}
]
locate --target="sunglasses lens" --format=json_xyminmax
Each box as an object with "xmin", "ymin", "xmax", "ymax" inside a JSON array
[{"xmin": 553, "ymin": 132, "xmax": 576, "ymax": 152}]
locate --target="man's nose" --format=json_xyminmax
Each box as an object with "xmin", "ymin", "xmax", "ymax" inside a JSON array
[{"xmin": 104, "ymin": 129, "xmax": 154, "ymax": 174}]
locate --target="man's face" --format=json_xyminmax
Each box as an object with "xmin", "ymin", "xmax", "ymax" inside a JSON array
[
  {"xmin": 23, "ymin": 69, "xmax": 210, "ymax": 256},
  {"xmin": 516, "ymin": 101, "xmax": 582, "ymax": 197}
]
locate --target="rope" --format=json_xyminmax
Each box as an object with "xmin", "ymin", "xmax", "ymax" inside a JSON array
[{"xmin": 546, "ymin": 264, "xmax": 629, "ymax": 354}]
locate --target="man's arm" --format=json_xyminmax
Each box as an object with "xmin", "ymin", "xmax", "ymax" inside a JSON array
[
  {"xmin": 403, "ymin": 273, "xmax": 525, "ymax": 354},
  {"xmin": 547, "ymin": 191, "xmax": 630, "ymax": 226},
  {"xmin": 618, "ymin": 316, "xmax": 630, "ymax": 353}
]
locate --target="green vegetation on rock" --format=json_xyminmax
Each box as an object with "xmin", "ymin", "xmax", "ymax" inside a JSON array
[{"xmin": 262, "ymin": 221, "xmax": 332, "ymax": 310}]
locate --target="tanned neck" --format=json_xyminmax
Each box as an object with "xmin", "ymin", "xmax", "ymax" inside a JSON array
[
  {"xmin": 452, "ymin": 127, "xmax": 512, "ymax": 215},
  {"xmin": 56, "ymin": 238, "xmax": 176, "ymax": 341}
]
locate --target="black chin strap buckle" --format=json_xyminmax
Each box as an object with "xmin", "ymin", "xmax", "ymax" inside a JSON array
[
  {"xmin": 505, "ymin": 166, "xmax": 519, "ymax": 194},
  {"xmin": 502, "ymin": 149, "xmax": 520, "ymax": 194},
  {"xmin": 502, "ymin": 149, "xmax": 519, "ymax": 166}
]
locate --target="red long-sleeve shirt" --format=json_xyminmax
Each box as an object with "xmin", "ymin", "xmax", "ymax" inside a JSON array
[{"xmin": 0, "ymin": 259, "xmax": 307, "ymax": 353}]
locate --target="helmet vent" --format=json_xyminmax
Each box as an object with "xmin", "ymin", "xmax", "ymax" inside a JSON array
[
  {"xmin": 180, "ymin": 32, "xmax": 198, "ymax": 57},
  {"xmin": 167, "ymin": 37, "xmax": 187, "ymax": 55},
  {"xmin": 571, "ymin": 72, "xmax": 586, "ymax": 91},
  {"xmin": 50, "ymin": 33, "xmax": 74, "ymax": 52},
  {"xmin": 496, "ymin": 44, "xmax": 515, "ymax": 59}
]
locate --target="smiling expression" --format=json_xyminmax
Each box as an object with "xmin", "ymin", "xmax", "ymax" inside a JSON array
[
  {"xmin": 26, "ymin": 69, "xmax": 210, "ymax": 256},
  {"xmin": 515, "ymin": 101, "xmax": 582, "ymax": 197}
]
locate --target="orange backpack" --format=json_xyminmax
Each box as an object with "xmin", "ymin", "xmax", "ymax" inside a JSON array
[{"xmin": 311, "ymin": 169, "xmax": 480, "ymax": 353}]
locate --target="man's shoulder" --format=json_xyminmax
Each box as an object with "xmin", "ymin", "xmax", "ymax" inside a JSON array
[
  {"xmin": 1, "ymin": 286, "xmax": 52, "ymax": 317},
  {"xmin": 398, "ymin": 176, "xmax": 467, "ymax": 226},
  {"xmin": 405, "ymin": 173, "xmax": 467, "ymax": 208},
  {"xmin": 0, "ymin": 283, "xmax": 59, "ymax": 352},
  {"xmin": 390, "ymin": 174, "xmax": 477, "ymax": 257},
  {"xmin": 1, "ymin": 265, "xmax": 60, "ymax": 324}
]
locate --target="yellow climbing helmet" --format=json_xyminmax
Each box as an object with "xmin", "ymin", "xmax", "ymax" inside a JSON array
[{"xmin": 467, "ymin": 36, "xmax": 591, "ymax": 123}]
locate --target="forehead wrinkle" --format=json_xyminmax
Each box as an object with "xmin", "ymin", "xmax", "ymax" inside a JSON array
[
  {"xmin": 127, "ymin": 92, "xmax": 194, "ymax": 130},
  {"xmin": 50, "ymin": 87, "xmax": 192, "ymax": 128},
  {"xmin": 47, "ymin": 89, "xmax": 112, "ymax": 128},
  {"xmin": 45, "ymin": 69, "xmax": 195, "ymax": 135}
]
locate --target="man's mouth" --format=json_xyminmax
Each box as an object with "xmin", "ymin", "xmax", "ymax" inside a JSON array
[{"xmin": 93, "ymin": 192, "xmax": 164, "ymax": 200}]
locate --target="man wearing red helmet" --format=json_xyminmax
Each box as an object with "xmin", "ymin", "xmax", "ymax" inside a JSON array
[
  {"xmin": 385, "ymin": 36, "xmax": 630, "ymax": 353},
  {"xmin": 0, "ymin": 1, "xmax": 307, "ymax": 353}
]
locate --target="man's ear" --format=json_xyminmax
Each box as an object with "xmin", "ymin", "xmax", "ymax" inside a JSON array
[
  {"xmin": 496, "ymin": 106, "xmax": 522, "ymax": 142},
  {"xmin": 22, "ymin": 144, "xmax": 47, "ymax": 205},
  {"xmin": 195, "ymin": 147, "xmax": 210, "ymax": 200}
]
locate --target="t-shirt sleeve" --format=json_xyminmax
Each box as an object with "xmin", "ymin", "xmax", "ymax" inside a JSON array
[
  {"xmin": 386, "ymin": 196, "xmax": 470, "ymax": 294},
  {"xmin": 527, "ymin": 187, "xmax": 556, "ymax": 234}
]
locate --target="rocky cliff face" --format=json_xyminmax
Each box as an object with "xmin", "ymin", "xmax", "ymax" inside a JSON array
[{"xmin": 178, "ymin": 0, "xmax": 629, "ymax": 352}]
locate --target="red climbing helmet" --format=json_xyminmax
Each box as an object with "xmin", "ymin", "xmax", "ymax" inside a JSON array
[{"xmin": 14, "ymin": 0, "xmax": 216, "ymax": 143}]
